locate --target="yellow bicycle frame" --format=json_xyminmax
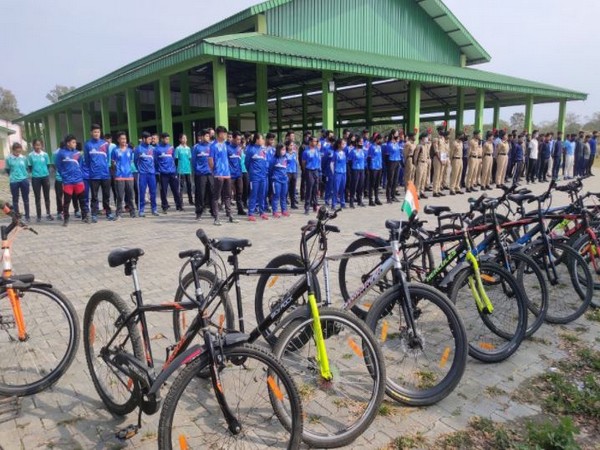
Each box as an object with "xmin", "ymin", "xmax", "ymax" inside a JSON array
[
  {"xmin": 465, "ymin": 251, "xmax": 494, "ymax": 314},
  {"xmin": 307, "ymin": 292, "xmax": 333, "ymax": 381}
]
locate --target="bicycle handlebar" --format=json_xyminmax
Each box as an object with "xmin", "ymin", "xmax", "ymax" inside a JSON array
[{"xmin": 1, "ymin": 203, "xmax": 38, "ymax": 236}]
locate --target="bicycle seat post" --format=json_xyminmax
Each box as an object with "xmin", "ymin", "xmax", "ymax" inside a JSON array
[{"xmin": 126, "ymin": 259, "xmax": 143, "ymax": 307}]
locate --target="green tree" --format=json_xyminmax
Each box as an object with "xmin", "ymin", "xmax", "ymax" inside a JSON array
[
  {"xmin": 46, "ymin": 84, "xmax": 76, "ymax": 104},
  {"xmin": 0, "ymin": 87, "xmax": 22, "ymax": 121},
  {"xmin": 509, "ymin": 112, "xmax": 525, "ymax": 131},
  {"xmin": 564, "ymin": 112, "xmax": 583, "ymax": 135},
  {"xmin": 583, "ymin": 112, "xmax": 600, "ymax": 132}
]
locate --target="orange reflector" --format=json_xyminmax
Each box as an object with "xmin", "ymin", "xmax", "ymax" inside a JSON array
[
  {"xmin": 127, "ymin": 378, "xmax": 133, "ymax": 391},
  {"xmin": 219, "ymin": 314, "xmax": 225, "ymax": 334},
  {"xmin": 267, "ymin": 375, "xmax": 284, "ymax": 401},
  {"xmin": 380, "ymin": 321, "xmax": 389, "ymax": 343},
  {"xmin": 439, "ymin": 347, "xmax": 451, "ymax": 368},
  {"xmin": 267, "ymin": 276, "xmax": 279, "ymax": 288},
  {"xmin": 479, "ymin": 342, "xmax": 496, "ymax": 351},
  {"xmin": 480, "ymin": 274, "xmax": 496, "ymax": 283},
  {"xmin": 178, "ymin": 435, "xmax": 189, "ymax": 450},
  {"xmin": 181, "ymin": 313, "xmax": 187, "ymax": 330},
  {"xmin": 89, "ymin": 324, "xmax": 96, "ymax": 346},
  {"xmin": 348, "ymin": 338, "xmax": 364, "ymax": 358},
  {"xmin": 363, "ymin": 303, "xmax": 372, "ymax": 310}
]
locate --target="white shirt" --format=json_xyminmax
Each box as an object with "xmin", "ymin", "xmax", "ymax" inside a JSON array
[{"xmin": 528, "ymin": 138, "xmax": 539, "ymax": 159}]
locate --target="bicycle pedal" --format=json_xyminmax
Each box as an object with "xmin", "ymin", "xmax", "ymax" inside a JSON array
[{"xmin": 116, "ymin": 424, "xmax": 139, "ymax": 440}]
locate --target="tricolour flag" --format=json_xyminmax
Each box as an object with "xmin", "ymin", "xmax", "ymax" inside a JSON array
[{"xmin": 402, "ymin": 181, "xmax": 420, "ymax": 217}]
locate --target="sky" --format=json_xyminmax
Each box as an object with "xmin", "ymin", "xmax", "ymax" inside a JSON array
[{"xmin": 1, "ymin": 0, "xmax": 598, "ymax": 124}]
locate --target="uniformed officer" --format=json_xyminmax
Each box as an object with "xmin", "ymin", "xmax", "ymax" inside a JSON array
[
  {"xmin": 449, "ymin": 133, "xmax": 465, "ymax": 195},
  {"xmin": 432, "ymin": 128, "xmax": 449, "ymax": 197},
  {"xmin": 403, "ymin": 131, "xmax": 416, "ymax": 187},
  {"xmin": 413, "ymin": 132, "xmax": 430, "ymax": 199},
  {"xmin": 466, "ymin": 130, "xmax": 483, "ymax": 192},
  {"xmin": 495, "ymin": 131, "xmax": 509, "ymax": 187},
  {"xmin": 481, "ymin": 131, "xmax": 494, "ymax": 190}
]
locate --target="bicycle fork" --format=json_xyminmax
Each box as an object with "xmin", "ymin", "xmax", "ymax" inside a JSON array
[
  {"xmin": 2, "ymin": 241, "xmax": 27, "ymax": 341},
  {"xmin": 465, "ymin": 251, "xmax": 494, "ymax": 314},
  {"xmin": 307, "ymin": 292, "xmax": 333, "ymax": 381}
]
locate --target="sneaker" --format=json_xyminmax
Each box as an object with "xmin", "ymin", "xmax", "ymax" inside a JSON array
[
  {"xmin": 237, "ymin": 209, "xmax": 247, "ymax": 216},
  {"xmin": 195, "ymin": 214, "xmax": 202, "ymax": 221},
  {"xmin": 74, "ymin": 211, "xmax": 82, "ymax": 219},
  {"xmin": 162, "ymin": 208, "xmax": 168, "ymax": 214},
  {"xmin": 282, "ymin": 211, "xmax": 290, "ymax": 217},
  {"xmin": 291, "ymin": 205, "xmax": 299, "ymax": 210},
  {"xmin": 139, "ymin": 212, "xmax": 146, "ymax": 218},
  {"xmin": 83, "ymin": 216, "xmax": 90, "ymax": 224},
  {"xmin": 304, "ymin": 209, "xmax": 310, "ymax": 215},
  {"xmin": 273, "ymin": 212, "xmax": 282, "ymax": 218},
  {"xmin": 46, "ymin": 214, "xmax": 54, "ymax": 221},
  {"xmin": 36, "ymin": 217, "xmax": 42, "ymax": 223},
  {"xmin": 130, "ymin": 212, "xmax": 137, "ymax": 218},
  {"xmin": 91, "ymin": 215, "xmax": 98, "ymax": 224},
  {"xmin": 260, "ymin": 214, "xmax": 269, "ymax": 220},
  {"xmin": 375, "ymin": 199, "xmax": 382, "ymax": 205},
  {"xmin": 177, "ymin": 207, "xmax": 184, "ymax": 212},
  {"xmin": 248, "ymin": 215, "xmax": 257, "ymax": 222},
  {"xmin": 107, "ymin": 214, "xmax": 116, "ymax": 221},
  {"xmin": 55, "ymin": 213, "xmax": 62, "ymax": 221},
  {"xmin": 62, "ymin": 219, "xmax": 69, "ymax": 227},
  {"xmin": 152, "ymin": 211, "xmax": 160, "ymax": 217},
  {"xmin": 228, "ymin": 216, "xmax": 239, "ymax": 224},
  {"xmin": 214, "ymin": 219, "xmax": 222, "ymax": 226}
]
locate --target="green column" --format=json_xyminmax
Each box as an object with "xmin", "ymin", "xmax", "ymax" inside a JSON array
[
  {"xmin": 366, "ymin": 79, "xmax": 373, "ymax": 130},
  {"xmin": 126, "ymin": 88, "xmax": 139, "ymax": 141},
  {"xmin": 54, "ymin": 113, "xmax": 62, "ymax": 145},
  {"xmin": 158, "ymin": 75, "xmax": 173, "ymax": 137},
  {"xmin": 302, "ymin": 87, "xmax": 308, "ymax": 131},
  {"xmin": 408, "ymin": 81, "xmax": 421, "ymax": 132},
  {"xmin": 212, "ymin": 59, "xmax": 229, "ymax": 129},
  {"xmin": 34, "ymin": 122, "xmax": 42, "ymax": 140},
  {"xmin": 322, "ymin": 71, "xmax": 335, "ymax": 131},
  {"xmin": 116, "ymin": 95, "xmax": 125, "ymax": 127},
  {"xmin": 255, "ymin": 64, "xmax": 269, "ymax": 133},
  {"xmin": 524, "ymin": 95, "xmax": 534, "ymax": 134},
  {"xmin": 43, "ymin": 116, "xmax": 51, "ymax": 153},
  {"xmin": 100, "ymin": 97, "xmax": 111, "ymax": 134},
  {"xmin": 492, "ymin": 103, "xmax": 500, "ymax": 130},
  {"xmin": 474, "ymin": 89, "xmax": 485, "ymax": 131},
  {"xmin": 65, "ymin": 109, "xmax": 73, "ymax": 134},
  {"xmin": 456, "ymin": 88, "xmax": 465, "ymax": 133},
  {"xmin": 81, "ymin": 103, "xmax": 91, "ymax": 141},
  {"xmin": 23, "ymin": 122, "xmax": 31, "ymax": 142},
  {"xmin": 180, "ymin": 71, "xmax": 192, "ymax": 141},
  {"xmin": 276, "ymin": 91, "xmax": 283, "ymax": 141},
  {"xmin": 558, "ymin": 99, "xmax": 567, "ymax": 136}
]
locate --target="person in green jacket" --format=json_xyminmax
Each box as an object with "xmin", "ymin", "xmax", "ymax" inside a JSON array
[
  {"xmin": 5, "ymin": 143, "xmax": 30, "ymax": 221},
  {"xmin": 175, "ymin": 134, "xmax": 193, "ymax": 205},
  {"xmin": 27, "ymin": 139, "xmax": 54, "ymax": 222}
]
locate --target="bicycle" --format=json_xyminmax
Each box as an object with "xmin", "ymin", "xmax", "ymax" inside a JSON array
[
  {"xmin": 83, "ymin": 233, "xmax": 303, "ymax": 449},
  {"xmin": 172, "ymin": 207, "xmax": 386, "ymax": 448},
  {"xmin": 0, "ymin": 203, "xmax": 79, "ymax": 397}
]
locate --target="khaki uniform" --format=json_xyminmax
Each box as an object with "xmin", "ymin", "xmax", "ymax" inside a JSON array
[
  {"xmin": 414, "ymin": 143, "xmax": 429, "ymax": 195},
  {"xmin": 495, "ymin": 140, "xmax": 509, "ymax": 186},
  {"xmin": 403, "ymin": 141, "xmax": 416, "ymax": 187},
  {"xmin": 466, "ymin": 138, "xmax": 482, "ymax": 189},
  {"xmin": 449, "ymin": 140, "xmax": 463, "ymax": 193},
  {"xmin": 441, "ymin": 138, "xmax": 451, "ymax": 189},
  {"xmin": 432, "ymin": 137, "xmax": 449, "ymax": 194},
  {"xmin": 481, "ymin": 141, "xmax": 494, "ymax": 187},
  {"xmin": 425, "ymin": 141, "xmax": 432, "ymax": 189}
]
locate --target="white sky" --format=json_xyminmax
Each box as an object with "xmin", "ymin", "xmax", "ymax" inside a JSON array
[{"xmin": 1, "ymin": 0, "xmax": 597, "ymax": 123}]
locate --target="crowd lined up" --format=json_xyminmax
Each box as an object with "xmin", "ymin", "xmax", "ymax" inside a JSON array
[{"xmin": 4, "ymin": 124, "xmax": 598, "ymax": 227}]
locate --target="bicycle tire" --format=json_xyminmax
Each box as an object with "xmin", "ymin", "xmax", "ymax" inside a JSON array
[
  {"xmin": 254, "ymin": 253, "xmax": 321, "ymax": 346},
  {"xmin": 0, "ymin": 285, "xmax": 79, "ymax": 397},
  {"xmin": 158, "ymin": 343, "xmax": 303, "ymax": 450},
  {"xmin": 83, "ymin": 289, "xmax": 144, "ymax": 416},
  {"xmin": 449, "ymin": 262, "xmax": 527, "ymax": 363},
  {"xmin": 364, "ymin": 282, "xmax": 468, "ymax": 406},
  {"xmin": 272, "ymin": 307, "xmax": 385, "ymax": 448},
  {"xmin": 172, "ymin": 269, "xmax": 235, "ymax": 340},
  {"xmin": 571, "ymin": 233, "xmax": 600, "ymax": 308},
  {"xmin": 526, "ymin": 242, "xmax": 593, "ymax": 323}
]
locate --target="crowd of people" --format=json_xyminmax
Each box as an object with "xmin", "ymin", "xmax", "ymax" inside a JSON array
[{"xmin": 4, "ymin": 123, "xmax": 597, "ymax": 227}]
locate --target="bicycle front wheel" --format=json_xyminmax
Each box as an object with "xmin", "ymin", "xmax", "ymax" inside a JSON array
[
  {"xmin": 450, "ymin": 262, "xmax": 527, "ymax": 363},
  {"xmin": 158, "ymin": 343, "xmax": 303, "ymax": 450},
  {"xmin": 365, "ymin": 283, "xmax": 468, "ymax": 406},
  {"xmin": 571, "ymin": 233, "xmax": 600, "ymax": 308},
  {"xmin": 273, "ymin": 307, "xmax": 385, "ymax": 448},
  {"xmin": 0, "ymin": 285, "xmax": 79, "ymax": 396}
]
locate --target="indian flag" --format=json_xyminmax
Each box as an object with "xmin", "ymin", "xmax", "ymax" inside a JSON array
[{"xmin": 402, "ymin": 181, "xmax": 420, "ymax": 217}]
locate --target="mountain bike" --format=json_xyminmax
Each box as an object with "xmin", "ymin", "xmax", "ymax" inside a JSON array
[
  {"xmin": 0, "ymin": 203, "xmax": 79, "ymax": 397},
  {"xmin": 83, "ymin": 234, "xmax": 302, "ymax": 449}
]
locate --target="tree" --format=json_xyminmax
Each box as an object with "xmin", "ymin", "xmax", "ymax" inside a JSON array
[
  {"xmin": 0, "ymin": 87, "xmax": 22, "ymax": 121},
  {"xmin": 509, "ymin": 112, "xmax": 525, "ymax": 131},
  {"xmin": 46, "ymin": 84, "xmax": 76, "ymax": 104},
  {"xmin": 564, "ymin": 113, "xmax": 582, "ymax": 135},
  {"xmin": 583, "ymin": 112, "xmax": 600, "ymax": 132}
]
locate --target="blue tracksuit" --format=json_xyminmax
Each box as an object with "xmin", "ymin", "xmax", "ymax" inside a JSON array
[
  {"xmin": 270, "ymin": 155, "xmax": 288, "ymax": 213},
  {"xmin": 134, "ymin": 143, "xmax": 157, "ymax": 214},
  {"xmin": 84, "ymin": 138, "xmax": 110, "ymax": 180},
  {"xmin": 228, "ymin": 144, "xmax": 243, "ymax": 179},
  {"xmin": 210, "ymin": 141, "xmax": 231, "ymax": 177},
  {"xmin": 155, "ymin": 143, "xmax": 182, "ymax": 210},
  {"xmin": 332, "ymin": 150, "xmax": 347, "ymax": 207},
  {"xmin": 154, "ymin": 144, "xmax": 177, "ymax": 174},
  {"xmin": 111, "ymin": 147, "xmax": 134, "ymax": 179},
  {"xmin": 192, "ymin": 143, "xmax": 212, "ymax": 175},
  {"xmin": 245, "ymin": 145, "xmax": 269, "ymax": 215},
  {"xmin": 55, "ymin": 148, "xmax": 84, "ymax": 185}
]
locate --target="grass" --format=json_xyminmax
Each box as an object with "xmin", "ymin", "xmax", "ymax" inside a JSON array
[
  {"xmin": 378, "ymin": 401, "xmax": 397, "ymax": 417},
  {"xmin": 388, "ymin": 433, "xmax": 426, "ymax": 449},
  {"xmin": 585, "ymin": 308, "xmax": 600, "ymax": 322},
  {"xmin": 559, "ymin": 332, "xmax": 580, "ymax": 344},
  {"xmin": 485, "ymin": 386, "xmax": 507, "ymax": 397}
]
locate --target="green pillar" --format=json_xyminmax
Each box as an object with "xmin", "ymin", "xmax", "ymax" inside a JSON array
[
  {"xmin": 408, "ymin": 81, "xmax": 421, "ymax": 132},
  {"xmin": 212, "ymin": 59, "xmax": 229, "ymax": 129},
  {"xmin": 43, "ymin": 116, "xmax": 51, "ymax": 153},
  {"xmin": 100, "ymin": 97, "xmax": 111, "ymax": 134},
  {"xmin": 65, "ymin": 109, "xmax": 73, "ymax": 134},
  {"xmin": 366, "ymin": 79, "xmax": 373, "ymax": 130},
  {"xmin": 276, "ymin": 91, "xmax": 283, "ymax": 141},
  {"xmin": 558, "ymin": 99, "xmax": 567, "ymax": 136},
  {"xmin": 54, "ymin": 113, "xmax": 62, "ymax": 145},
  {"xmin": 322, "ymin": 71, "xmax": 335, "ymax": 131},
  {"xmin": 34, "ymin": 122, "xmax": 42, "ymax": 140},
  {"xmin": 81, "ymin": 103, "xmax": 91, "ymax": 141},
  {"xmin": 116, "ymin": 95, "xmax": 125, "ymax": 127},
  {"xmin": 256, "ymin": 64, "xmax": 269, "ymax": 133},
  {"xmin": 301, "ymin": 87, "xmax": 308, "ymax": 131},
  {"xmin": 23, "ymin": 122, "xmax": 31, "ymax": 142},
  {"xmin": 524, "ymin": 95, "xmax": 534, "ymax": 134},
  {"xmin": 158, "ymin": 75, "xmax": 173, "ymax": 137},
  {"xmin": 474, "ymin": 89, "xmax": 485, "ymax": 132},
  {"xmin": 180, "ymin": 71, "xmax": 192, "ymax": 141},
  {"xmin": 126, "ymin": 88, "xmax": 139, "ymax": 141},
  {"xmin": 492, "ymin": 103, "xmax": 500, "ymax": 130},
  {"xmin": 456, "ymin": 88, "xmax": 465, "ymax": 133}
]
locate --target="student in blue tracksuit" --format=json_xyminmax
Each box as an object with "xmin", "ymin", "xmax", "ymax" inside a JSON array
[
  {"xmin": 111, "ymin": 131, "xmax": 136, "ymax": 218},
  {"xmin": 228, "ymin": 131, "xmax": 245, "ymax": 216},
  {"xmin": 269, "ymin": 144, "xmax": 289, "ymax": 217},
  {"xmin": 302, "ymin": 136, "xmax": 321, "ymax": 215},
  {"xmin": 155, "ymin": 132, "xmax": 183, "ymax": 213},
  {"xmin": 348, "ymin": 138, "xmax": 367, "ymax": 208},
  {"xmin": 55, "ymin": 135, "xmax": 88, "ymax": 226},
  {"xmin": 321, "ymin": 132, "xmax": 335, "ymax": 205},
  {"xmin": 245, "ymin": 133, "xmax": 270, "ymax": 221},
  {"xmin": 285, "ymin": 139, "xmax": 299, "ymax": 209},
  {"xmin": 27, "ymin": 139, "xmax": 53, "ymax": 222},
  {"xmin": 385, "ymin": 130, "xmax": 402, "ymax": 203},
  {"xmin": 134, "ymin": 131, "xmax": 159, "ymax": 217},
  {"xmin": 209, "ymin": 126, "xmax": 238, "ymax": 226},
  {"xmin": 192, "ymin": 129, "xmax": 214, "ymax": 220},
  {"xmin": 331, "ymin": 139, "xmax": 347, "ymax": 209},
  {"xmin": 368, "ymin": 133, "xmax": 384, "ymax": 206},
  {"xmin": 84, "ymin": 124, "xmax": 114, "ymax": 222}
]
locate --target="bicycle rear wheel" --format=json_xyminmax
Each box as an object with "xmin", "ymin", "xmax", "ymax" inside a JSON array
[
  {"xmin": 365, "ymin": 283, "xmax": 468, "ymax": 406},
  {"xmin": 0, "ymin": 285, "xmax": 79, "ymax": 397},
  {"xmin": 158, "ymin": 343, "xmax": 303, "ymax": 450},
  {"xmin": 571, "ymin": 233, "xmax": 600, "ymax": 308},
  {"xmin": 449, "ymin": 262, "xmax": 527, "ymax": 363},
  {"xmin": 272, "ymin": 307, "xmax": 385, "ymax": 448}
]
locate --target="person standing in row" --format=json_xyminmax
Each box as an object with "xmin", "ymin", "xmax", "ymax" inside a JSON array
[
  {"xmin": 155, "ymin": 133, "xmax": 183, "ymax": 213},
  {"xmin": 432, "ymin": 128, "xmax": 448, "ymax": 197},
  {"xmin": 55, "ymin": 135, "xmax": 88, "ymax": 226},
  {"xmin": 246, "ymin": 132, "xmax": 269, "ymax": 221},
  {"xmin": 403, "ymin": 131, "xmax": 416, "ymax": 188},
  {"xmin": 134, "ymin": 131, "xmax": 159, "ymax": 217},
  {"xmin": 495, "ymin": 131, "xmax": 509, "ymax": 187},
  {"xmin": 302, "ymin": 136, "xmax": 321, "ymax": 215},
  {"xmin": 192, "ymin": 130, "xmax": 214, "ymax": 220},
  {"xmin": 385, "ymin": 130, "xmax": 402, "ymax": 203},
  {"xmin": 269, "ymin": 143, "xmax": 289, "ymax": 218},
  {"xmin": 331, "ymin": 138, "xmax": 347, "ymax": 209},
  {"xmin": 348, "ymin": 138, "xmax": 367, "ymax": 208},
  {"xmin": 449, "ymin": 133, "xmax": 465, "ymax": 195},
  {"xmin": 551, "ymin": 132, "xmax": 563, "ymax": 180},
  {"xmin": 285, "ymin": 139, "xmax": 299, "ymax": 209},
  {"xmin": 85, "ymin": 124, "xmax": 115, "ymax": 222},
  {"xmin": 111, "ymin": 131, "xmax": 136, "ymax": 218},
  {"xmin": 481, "ymin": 131, "xmax": 494, "ymax": 190},
  {"xmin": 414, "ymin": 132, "xmax": 430, "ymax": 199},
  {"xmin": 368, "ymin": 133, "xmax": 383, "ymax": 206},
  {"xmin": 52, "ymin": 146, "xmax": 64, "ymax": 220},
  {"xmin": 465, "ymin": 130, "xmax": 482, "ymax": 192},
  {"xmin": 27, "ymin": 139, "xmax": 53, "ymax": 222},
  {"xmin": 526, "ymin": 131, "xmax": 539, "ymax": 183},
  {"xmin": 175, "ymin": 134, "xmax": 193, "ymax": 206},
  {"xmin": 209, "ymin": 126, "xmax": 237, "ymax": 226},
  {"xmin": 512, "ymin": 137, "xmax": 525, "ymax": 185},
  {"xmin": 5, "ymin": 143, "xmax": 30, "ymax": 222},
  {"xmin": 228, "ymin": 131, "xmax": 246, "ymax": 216},
  {"xmin": 538, "ymin": 134, "xmax": 552, "ymax": 182}
]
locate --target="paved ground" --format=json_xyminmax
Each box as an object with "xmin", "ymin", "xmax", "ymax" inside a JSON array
[{"xmin": 0, "ymin": 175, "xmax": 598, "ymax": 449}]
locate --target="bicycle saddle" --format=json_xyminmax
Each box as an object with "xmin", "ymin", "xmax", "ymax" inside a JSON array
[
  {"xmin": 213, "ymin": 238, "xmax": 252, "ymax": 252},
  {"xmin": 423, "ymin": 205, "xmax": 451, "ymax": 216},
  {"xmin": 385, "ymin": 220, "xmax": 401, "ymax": 230},
  {"xmin": 108, "ymin": 248, "xmax": 145, "ymax": 267},
  {"xmin": 507, "ymin": 194, "xmax": 536, "ymax": 205}
]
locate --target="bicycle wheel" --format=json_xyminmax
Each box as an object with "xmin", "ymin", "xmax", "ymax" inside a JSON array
[
  {"xmin": 173, "ymin": 269, "xmax": 235, "ymax": 340},
  {"xmin": 507, "ymin": 251, "xmax": 549, "ymax": 338},
  {"xmin": 571, "ymin": 233, "xmax": 600, "ymax": 308},
  {"xmin": 365, "ymin": 283, "xmax": 468, "ymax": 406},
  {"xmin": 0, "ymin": 285, "xmax": 79, "ymax": 396},
  {"xmin": 272, "ymin": 307, "xmax": 385, "ymax": 448},
  {"xmin": 526, "ymin": 242, "xmax": 593, "ymax": 323},
  {"xmin": 254, "ymin": 253, "xmax": 321, "ymax": 346},
  {"xmin": 158, "ymin": 343, "xmax": 303, "ymax": 450},
  {"xmin": 449, "ymin": 262, "xmax": 527, "ymax": 363},
  {"xmin": 83, "ymin": 290, "xmax": 144, "ymax": 416}
]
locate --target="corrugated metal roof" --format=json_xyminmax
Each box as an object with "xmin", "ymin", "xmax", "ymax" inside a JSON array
[{"xmin": 201, "ymin": 33, "xmax": 586, "ymax": 100}]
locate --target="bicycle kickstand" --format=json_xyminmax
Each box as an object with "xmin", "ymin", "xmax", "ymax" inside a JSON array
[{"xmin": 116, "ymin": 407, "xmax": 143, "ymax": 441}]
